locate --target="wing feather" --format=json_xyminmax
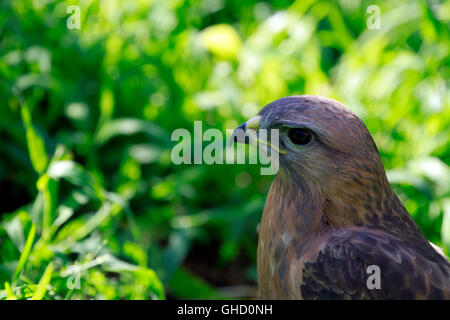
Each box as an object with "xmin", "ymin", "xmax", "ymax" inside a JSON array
[{"xmin": 300, "ymin": 229, "xmax": 450, "ymax": 300}]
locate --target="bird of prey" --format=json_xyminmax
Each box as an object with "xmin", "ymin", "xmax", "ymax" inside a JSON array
[{"xmin": 232, "ymin": 95, "xmax": 450, "ymax": 299}]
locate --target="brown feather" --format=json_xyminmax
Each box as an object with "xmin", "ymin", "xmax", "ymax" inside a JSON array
[{"xmin": 242, "ymin": 95, "xmax": 450, "ymax": 300}]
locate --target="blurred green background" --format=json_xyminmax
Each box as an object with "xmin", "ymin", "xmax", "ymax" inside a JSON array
[{"xmin": 0, "ymin": 0, "xmax": 449, "ymax": 300}]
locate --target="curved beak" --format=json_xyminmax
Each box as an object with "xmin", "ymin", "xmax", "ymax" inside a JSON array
[
  {"xmin": 230, "ymin": 115, "xmax": 287, "ymax": 154},
  {"xmin": 230, "ymin": 115, "xmax": 261, "ymax": 146},
  {"xmin": 231, "ymin": 122, "xmax": 249, "ymax": 145}
]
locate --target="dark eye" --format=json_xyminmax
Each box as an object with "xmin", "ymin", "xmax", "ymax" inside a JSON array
[{"xmin": 288, "ymin": 128, "xmax": 312, "ymax": 145}]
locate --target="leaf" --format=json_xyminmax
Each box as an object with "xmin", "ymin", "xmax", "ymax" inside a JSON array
[
  {"xmin": 13, "ymin": 223, "xmax": 36, "ymax": 283},
  {"xmin": 15, "ymin": 74, "xmax": 51, "ymax": 91},
  {"xmin": 54, "ymin": 202, "xmax": 117, "ymax": 245},
  {"xmin": 47, "ymin": 160, "xmax": 104, "ymax": 200},
  {"xmin": 52, "ymin": 190, "xmax": 89, "ymax": 230},
  {"xmin": 128, "ymin": 143, "xmax": 162, "ymax": 164},
  {"xmin": 47, "ymin": 160, "xmax": 86, "ymax": 184},
  {"xmin": 4, "ymin": 282, "xmax": 17, "ymax": 300},
  {"xmin": 168, "ymin": 268, "xmax": 223, "ymax": 299},
  {"xmin": 100, "ymin": 253, "xmax": 137, "ymax": 272},
  {"xmin": 200, "ymin": 24, "xmax": 242, "ymax": 59},
  {"xmin": 123, "ymin": 242, "xmax": 147, "ymax": 266},
  {"xmin": 99, "ymin": 85, "xmax": 114, "ymax": 121},
  {"xmin": 3, "ymin": 215, "xmax": 25, "ymax": 252},
  {"xmin": 441, "ymin": 199, "xmax": 450, "ymax": 254},
  {"xmin": 163, "ymin": 229, "xmax": 192, "ymax": 280},
  {"xmin": 37, "ymin": 174, "xmax": 59, "ymax": 239},
  {"xmin": 31, "ymin": 262, "xmax": 53, "ymax": 300},
  {"xmin": 134, "ymin": 267, "xmax": 165, "ymax": 300},
  {"xmin": 20, "ymin": 99, "xmax": 48, "ymax": 174},
  {"xmin": 94, "ymin": 118, "xmax": 168, "ymax": 146}
]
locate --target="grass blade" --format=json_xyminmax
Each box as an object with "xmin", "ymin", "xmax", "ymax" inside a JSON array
[
  {"xmin": 31, "ymin": 262, "xmax": 54, "ymax": 300},
  {"xmin": 19, "ymin": 96, "xmax": 48, "ymax": 174},
  {"xmin": 13, "ymin": 223, "xmax": 36, "ymax": 283},
  {"xmin": 4, "ymin": 282, "xmax": 18, "ymax": 300}
]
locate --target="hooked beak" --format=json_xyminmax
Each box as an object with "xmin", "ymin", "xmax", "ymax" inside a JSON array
[
  {"xmin": 231, "ymin": 122, "xmax": 249, "ymax": 144},
  {"xmin": 230, "ymin": 115, "xmax": 261, "ymax": 145},
  {"xmin": 230, "ymin": 115, "xmax": 287, "ymax": 154}
]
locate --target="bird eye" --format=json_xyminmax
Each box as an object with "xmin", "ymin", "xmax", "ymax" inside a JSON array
[{"xmin": 288, "ymin": 128, "xmax": 312, "ymax": 145}]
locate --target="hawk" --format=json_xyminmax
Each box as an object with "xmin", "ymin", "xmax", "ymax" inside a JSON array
[{"xmin": 232, "ymin": 95, "xmax": 450, "ymax": 299}]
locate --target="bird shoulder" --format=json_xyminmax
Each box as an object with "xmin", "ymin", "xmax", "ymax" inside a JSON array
[{"xmin": 300, "ymin": 228, "xmax": 450, "ymax": 300}]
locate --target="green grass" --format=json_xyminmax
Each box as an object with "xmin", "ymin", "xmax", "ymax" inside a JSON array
[{"xmin": 0, "ymin": 0, "xmax": 449, "ymax": 299}]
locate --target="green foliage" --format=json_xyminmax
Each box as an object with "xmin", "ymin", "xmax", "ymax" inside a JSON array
[{"xmin": 0, "ymin": 0, "xmax": 449, "ymax": 299}]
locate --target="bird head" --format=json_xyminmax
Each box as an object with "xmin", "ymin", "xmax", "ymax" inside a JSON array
[{"xmin": 233, "ymin": 95, "xmax": 394, "ymax": 227}]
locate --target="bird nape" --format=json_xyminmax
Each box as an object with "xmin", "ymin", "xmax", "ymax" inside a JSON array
[{"xmin": 233, "ymin": 95, "xmax": 450, "ymax": 300}]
